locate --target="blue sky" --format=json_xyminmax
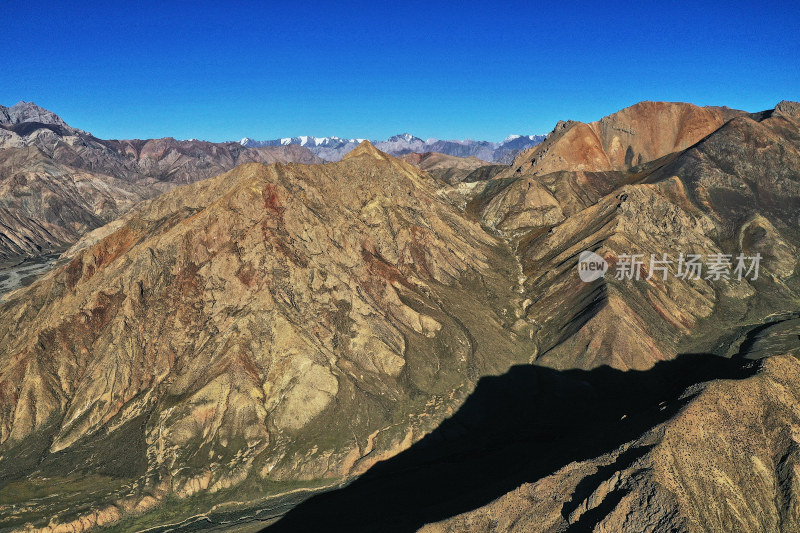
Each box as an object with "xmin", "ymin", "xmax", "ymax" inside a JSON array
[{"xmin": 3, "ymin": 0, "xmax": 798, "ymax": 142}]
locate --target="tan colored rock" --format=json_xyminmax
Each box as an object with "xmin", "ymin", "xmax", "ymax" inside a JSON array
[{"xmin": 0, "ymin": 143, "xmax": 530, "ymax": 530}]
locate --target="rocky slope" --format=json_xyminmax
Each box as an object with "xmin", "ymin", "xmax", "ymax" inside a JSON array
[
  {"xmin": 0, "ymin": 146, "xmax": 153, "ymax": 262},
  {"xmin": 269, "ymin": 100, "xmax": 800, "ymax": 531},
  {"xmin": 422, "ymin": 353, "xmax": 800, "ymax": 533},
  {"xmin": 506, "ymin": 101, "xmax": 744, "ymax": 177},
  {"xmin": 462, "ymin": 100, "xmax": 800, "ymax": 371},
  {"xmin": 0, "ymin": 102, "xmax": 322, "ymax": 262},
  {"xmin": 0, "ymin": 142, "xmax": 535, "ymax": 531},
  {"xmin": 2, "ymin": 101, "xmax": 800, "ymax": 533}
]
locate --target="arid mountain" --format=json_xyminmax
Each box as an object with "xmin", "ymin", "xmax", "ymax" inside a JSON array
[
  {"xmin": 468, "ymin": 100, "xmax": 800, "ymax": 372},
  {"xmin": 1, "ymin": 101, "xmax": 800, "ymax": 533},
  {"xmin": 0, "ymin": 142, "xmax": 535, "ymax": 531},
  {"xmin": 0, "ymin": 101, "xmax": 80, "ymax": 137},
  {"xmin": 398, "ymin": 151, "xmax": 487, "ymax": 171},
  {"xmin": 0, "ymin": 102, "xmax": 322, "ymax": 263},
  {"xmin": 506, "ymin": 101, "xmax": 744, "ymax": 177},
  {"xmin": 269, "ymin": 101, "xmax": 800, "ymax": 531},
  {"xmin": 0, "ymin": 146, "xmax": 150, "ymax": 261},
  {"xmin": 0, "ymin": 102, "xmax": 322, "ymax": 186}
]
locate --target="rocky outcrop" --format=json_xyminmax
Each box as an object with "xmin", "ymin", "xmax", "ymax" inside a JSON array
[{"xmin": 0, "ymin": 101, "xmax": 78, "ymax": 134}]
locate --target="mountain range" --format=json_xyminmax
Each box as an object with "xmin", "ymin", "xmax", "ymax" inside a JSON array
[
  {"xmin": 1, "ymin": 99, "xmax": 800, "ymax": 533},
  {"xmin": 0, "ymin": 102, "xmax": 536, "ymax": 266},
  {"xmin": 0, "ymin": 102, "xmax": 322, "ymax": 262},
  {"xmin": 240, "ymin": 132, "xmax": 546, "ymax": 163}
]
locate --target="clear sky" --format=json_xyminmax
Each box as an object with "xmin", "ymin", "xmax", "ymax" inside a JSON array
[{"xmin": 3, "ymin": 0, "xmax": 798, "ymax": 142}]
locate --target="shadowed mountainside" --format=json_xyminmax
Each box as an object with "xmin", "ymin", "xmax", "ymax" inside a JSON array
[
  {"xmin": 0, "ymin": 142, "xmax": 536, "ymax": 532},
  {"xmin": 265, "ymin": 352, "xmax": 763, "ymax": 532}
]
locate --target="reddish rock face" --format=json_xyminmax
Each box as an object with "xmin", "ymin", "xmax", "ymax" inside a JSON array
[{"xmin": 506, "ymin": 101, "xmax": 743, "ymax": 177}]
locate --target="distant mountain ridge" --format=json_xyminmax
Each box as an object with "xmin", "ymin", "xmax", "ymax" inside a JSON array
[
  {"xmin": 240, "ymin": 132, "xmax": 546, "ymax": 163},
  {"xmin": 0, "ymin": 101, "xmax": 322, "ymax": 262}
]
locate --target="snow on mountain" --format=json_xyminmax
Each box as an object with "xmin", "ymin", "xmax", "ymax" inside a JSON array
[{"xmin": 238, "ymin": 132, "xmax": 545, "ymax": 162}]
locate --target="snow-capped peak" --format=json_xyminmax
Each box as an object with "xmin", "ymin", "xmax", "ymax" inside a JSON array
[
  {"xmin": 237, "ymin": 132, "xmax": 544, "ymax": 163},
  {"xmin": 385, "ymin": 133, "xmax": 424, "ymax": 144}
]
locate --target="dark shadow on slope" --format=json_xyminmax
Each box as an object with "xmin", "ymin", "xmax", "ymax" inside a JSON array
[{"xmin": 262, "ymin": 353, "xmax": 758, "ymax": 533}]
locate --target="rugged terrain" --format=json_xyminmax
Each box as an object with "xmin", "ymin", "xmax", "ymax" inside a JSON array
[
  {"xmin": 505, "ymin": 101, "xmax": 744, "ymax": 176},
  {"xmin": 0, "ymin": 102, "xmax": 322, "ymax": 262},
  {"xmin": 271, "ymin": 100, "xmax": 800, "ymax": 531},
  {"xmin": 0, "ymin": 142, "xmax": 535, "ymax": 531},
  {"xmin": 1, "ymin": 101, "xmax": 799, "ymax": 532}
]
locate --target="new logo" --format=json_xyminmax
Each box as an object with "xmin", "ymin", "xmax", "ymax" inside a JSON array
[{"xmin": 578, "ymin": 251, "xmax": 608, "ymax": 282}]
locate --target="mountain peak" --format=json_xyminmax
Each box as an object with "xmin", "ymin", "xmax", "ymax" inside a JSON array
[
  {"xmin": 342, "ymin": 140, "xmax": 389, "ymax": 161},
  {"xmin": 238, "ymin": 132, "xmax": 544, "ymax": 162},
  {"xmin": 4, "ymin": 101, "xmax": 69, "ymax": 126},
  {"xmin": 1, "ymin": 101, "xmax": 77, "ymax": 133},
  {"xmin": 386, "ymin": 132, "xmax": 424, "ymax": 143},
  {"xmin": 775, "ymin": 100, "xmax": 800, "ymax": 122}
]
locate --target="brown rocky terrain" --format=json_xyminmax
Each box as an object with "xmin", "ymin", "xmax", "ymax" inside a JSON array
[
  {"xmin": 421, "ymin": 352, "xmax": 800, "ymax": 533},
  {"xmin": 1, "ymin": 101, "xmax": 800, "ymax": 532},
  {"xmin": 0, "ymin": 102, "xmax": 322, "ymax": 263},
  {"xmin": 399, "ymin": 151, "xmax": 482, "ymax": 169},
  {"xmin": 267, "ymin": 101, "xmax": 800, "ymax": 531},
  {"xmin": 0, "ymin": 142, "xmax": 535, "ymax": 531},
  {"xmin": 462, "ymin": 100, "xmax": 800, "ymax": 371},
  {"xmin": 505, "ymin": 101, "xmax": 744, "ymax": 177},
  {"xmin": 398, "ymin": 152, "xmax": 492, "ymax": 185},
  {"xmin": 0, "ymin": 146, "xmax": 149, "ymax": 262}
]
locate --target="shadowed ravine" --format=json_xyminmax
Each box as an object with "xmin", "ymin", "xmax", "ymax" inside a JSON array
[{"xmin": 260, "ymin": 353, "xmax": 760, "ymax": 533}]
